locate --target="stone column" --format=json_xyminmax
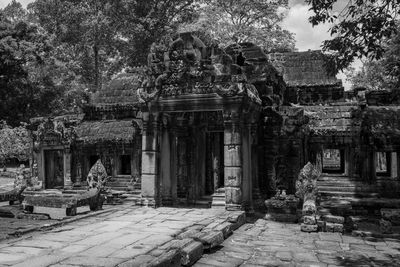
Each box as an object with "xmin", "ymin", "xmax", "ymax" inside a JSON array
[
  {"xmin": 160, "ymin": 126, "xmax": 172, "ymax": 205},
  {"xmin": 63, "ymin": 148, "xmax": 73, "ymax": 189},
  {"xmin": 344, "ymin": 147, "xmax": 350, "ymax": 176},
  {"xmin": 251, "ymin": 124, "xmax": 263, "ymax": 208},
  {"xmin": 170, "ymin": 131, "xmax": 177, "ymax": 204},
  {"xmin": 391, "ymin": 152, "xmax": 398, "ymax": 178},
  {"xmin": 223, "ymin": 110, "xmax": 243, "ymax": 211},
  {"xmin": 37, "ymin": 149, "xmax": 44, "ymax": 188},
  {"xmin": 140, "ymin": 112, "xmax": 160, "ymax": 207},
  {"xmin": 242, "ymin": 122, "xmax": 253, "ymax": 212}
]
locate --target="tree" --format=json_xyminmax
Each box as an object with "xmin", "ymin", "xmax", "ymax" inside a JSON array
[
  {"xmin": 28, "ymin": 0, "xmax": 198, "ymax": 89},
  {"xmin": 346, "ymin": 24, "xmax": 400, "ymax": 90},
  {"xmin": 2, "ymin": 0, "xmax": 27, "ymax": 23},
  {"xmin": 0, "ymin": 121, "xmax": 31, "ymax": 168},
  {"xmin": 28, "ymin": 0, "xmax": 123, "ymax": 92},
  {"xmin": 0, "ymin": 9, "xmax": 64, "ymax": 126},
  {"xmin": 306, "ymin": 0, "xmax": 400, "ymax": 72},
  {"xmin": 117, "ymin": 0, "xmax": 198, "ymax": 66},
  {"xmin": 181, "ymin": 0, "xmax": 295, "ymax": 52}
]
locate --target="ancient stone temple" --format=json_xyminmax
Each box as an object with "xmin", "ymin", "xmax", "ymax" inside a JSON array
[
  {"xmin": 29, "ymin": 32, "xmax": 400, "ymax": 213},
  {"xmin": 136, "ymin": 35, "xmax": 282, "ymax": 210}
]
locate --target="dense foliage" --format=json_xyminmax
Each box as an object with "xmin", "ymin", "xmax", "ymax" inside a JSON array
[
  {"xmin": 306, "ymin": 0, "xmax": 400, "ymax": 72},
  {"xmin": 0, "ymin": 0, "xmax": 295, "ymax": 126},
  {"xmin": 346, "ymin": 25, "xmax": 400, "ymax": 90},
  {"xmin": 0, "ymin": 121, "xmax": 31, "ymax": 164},
  {"xmin": 182, "ymin": 0, "xmax": 295, "ymax": 52}
]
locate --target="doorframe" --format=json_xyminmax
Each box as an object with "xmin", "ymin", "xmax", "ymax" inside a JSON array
[{"xmin": 40, "ymin": 145, "xmax": 66, "ymax": 189}]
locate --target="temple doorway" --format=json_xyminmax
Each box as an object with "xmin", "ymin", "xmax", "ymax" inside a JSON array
[
  {"xmin": 44, "ymin": 149, "xmax": 64, "ymax": 189},
  {"xmin": 205, "ymin": 132, "xmax": 224, "ymax": 195}
]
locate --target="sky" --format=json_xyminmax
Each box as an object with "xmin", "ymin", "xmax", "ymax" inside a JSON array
[{"xmin": 0, "ymin": 0, "xmax": 356, "ymax": 88}]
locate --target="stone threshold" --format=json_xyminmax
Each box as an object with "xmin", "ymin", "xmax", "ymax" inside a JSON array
[{"xmin": 116, "ymin": 210, "xmax": 246, "ymax": 267}]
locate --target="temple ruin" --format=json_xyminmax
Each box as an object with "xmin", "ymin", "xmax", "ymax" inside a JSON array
[{"xmin": 28, "ymin": 32, "xmax": 400, "ymax": 215}]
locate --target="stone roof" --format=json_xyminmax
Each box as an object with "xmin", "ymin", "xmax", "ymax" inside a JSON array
[
  {"xmin": 267, "ymin": 51, "xmax": 342, "ymax": 87},
  {"xmin": 91, "ymin": 72, "xmax": 142, "ymax": 107},
  {"xmin": 304, "ymin": 105, "xmax": 361, "ymax": 136},
  {"xmin": 75, "ymin": 120, "xmax": 137, "ymax": 144}
]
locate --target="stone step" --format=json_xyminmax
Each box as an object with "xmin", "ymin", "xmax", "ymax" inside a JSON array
[
  {"xmin": 319, "ymin": 191, "xmax": 379, "ymax": 198},
  {"xmin": 318, "ymin": 176, "xmax": 360, "ymax": 182},
  {"xmin": 195, "ymin": 200, "xmax": 211, "ymax": 208},
  {"xmin": 317, "ymin": 180, "xmax": 366, "ymax": 185},
  {"xmin": 318, "ymin": 186, "xmax": 375, "ymax": 192}
]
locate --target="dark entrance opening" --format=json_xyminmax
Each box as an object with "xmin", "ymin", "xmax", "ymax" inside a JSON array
[
  {"xmin": 89, "ymin": 155, "xmax": 99, "ymax": 168},
  {"xmin": 44, "ymin": 149, "xmax": 64, "ymax": 189},
  {"xmin": 322, "ymin": 149, "xmax": 344, "ymax": 173},
  {"xmin": 119, "ymin": 155, "xmax": 131, "ymax": 175},
  {"xmin": 205, "ymin": 131, "xmax": 224, "ymax": 195}
]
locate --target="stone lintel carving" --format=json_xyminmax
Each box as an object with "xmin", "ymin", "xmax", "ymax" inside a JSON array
[{"xmin": 36, "ymin": 118, "xmax": 76, "ymax": 147}]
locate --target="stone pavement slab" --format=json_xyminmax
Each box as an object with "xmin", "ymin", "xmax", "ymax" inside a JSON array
[
  {"xmin": 0, "ymin": 204, "xmax": 245, "ymax": 267},
  {"xmin": 194, "ymin": 218, "xmax": 400, "ymax": 267}
]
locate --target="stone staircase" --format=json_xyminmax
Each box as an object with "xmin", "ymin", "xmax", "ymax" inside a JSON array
[
  {"xmin": 195, "ymin": 195, "xmax": 213, "ymax": 208},
  {"xmin": 317, "ymin": 174, "xmax": 383, "ymax": 229},
  {"xmin": 211, "ymin": 188, "xmax": 226, "ymax": 208},
  {"xmin": 106, "ymin": 176, "xmax": 141, "ymax": 193},
  {"xmin": 318, "ymin": 174, "xmax": 379, "ymax": 200}
]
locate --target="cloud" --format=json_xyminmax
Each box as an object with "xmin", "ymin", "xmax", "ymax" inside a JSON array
[
  {"xmin": 0, "ymin": 0, "xmax": 32, "ymax": 9},
  {"xmin": 282, "ymin": 3, "xmax": 332, "ymax": 51}
]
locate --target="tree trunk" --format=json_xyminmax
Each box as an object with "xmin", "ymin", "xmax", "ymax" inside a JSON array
[{"xmin": 94, "ymin": 43, "xmax": 99, "ymax": 92}]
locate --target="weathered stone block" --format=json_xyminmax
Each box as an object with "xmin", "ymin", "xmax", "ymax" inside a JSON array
[
  {"xmin": 142, "ymin": 134, "xmax": 158, "ymax": 151},
  {"xmin": 177, "ymin": 229, "xmax": 201, "ymax": 240},
  {"xmin": 300, "ymin": 223, "xmax": 318, "ymax": 232},
  {"xmin": 302, "ymin": 215, "xmax": 316, "ymax": 225},
  {"xmin": 213, "ymin": 222, "xmax": 232, "ymax": 238},
  {"xmin": 225, "ymin": 187, "xmax": 242, "ymax": 205},
  {"xmin": 33, "ymin": 206, "xmax": 68, "ymax": 220},
  {"xmin": 380, "ymin": 219, "xmax": 393, "ymax": 234},
  {"xmin": 228, "ymin": 211, "xmax": 246, "ymax": 230},
  {"xmin": 141, "ymin": 174, "xmax": 157, "ymax": 198},
  {"xmin": 224, "ymin": 145, "xmax": 242, "ymax": 167},
  {"xmin": 317, "ymin": 220, "xmax": 326, "ymax": 232},
  {"xmin": 141, "ymin": 152, "xmax": 158, "ymax": 174},
  {"xmin": 147, "ymin": 248, "xmax": 181, "ymax": 267},
  {"xmin": 381, "ymin": 209, "xmax": 400, "ymax": 225},
  {"xmin": 181, "ymin": 241, "xmax": 203, "ymax": 266},
  {"xmin": 325, "ymin": 222, "xmax": 344, "ymax": 233},
  {"xmin": 195, "ymin": 231, "xmax": 224, "ymax": 250},
  {"xmin": 224, "ymin": 167, "xmax": 242, "ymax": 187},
  {"xmin": 224, "ymin": 131, "xmax": 241, "ymax": 145},
  {"xmin": 323, "ymin": 215, "xmax": 344, "ymax": 224},
  {"xmin": 265, "ymin": 213, "xmax": 298, "ymax": 223}
]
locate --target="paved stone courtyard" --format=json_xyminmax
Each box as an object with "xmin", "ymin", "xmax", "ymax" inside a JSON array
[
  {"xmin": 195, "ymin": 219, "xmax": 400, "ymax": 267},
  {"xmin": 0, "ymin": 205, "xmax": 400, "ymax": 266},
  {"xmin": 0, "ymin": 205, "xmax": 243, "ymax": 266}
]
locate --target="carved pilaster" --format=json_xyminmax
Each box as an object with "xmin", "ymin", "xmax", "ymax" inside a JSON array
[
  {"xmin": 141, "ymin": 113, "xmax": 161, "ymax": 207},
  {"xmin": 223, "ymin": 109, "xmax": 243, "ymax": 211}
]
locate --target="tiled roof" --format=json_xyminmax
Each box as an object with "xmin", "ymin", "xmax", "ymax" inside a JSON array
[
  {"xmin": 75, "ymin": 120, "xmax": 137, "ymax": 144},
  {"xmin": 268, "ymin": 51, "xmax": 342, "ymax": 87},
  {"xmin": 91, "ymin": 72, "xmax": 142, "ymax": 106}
]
